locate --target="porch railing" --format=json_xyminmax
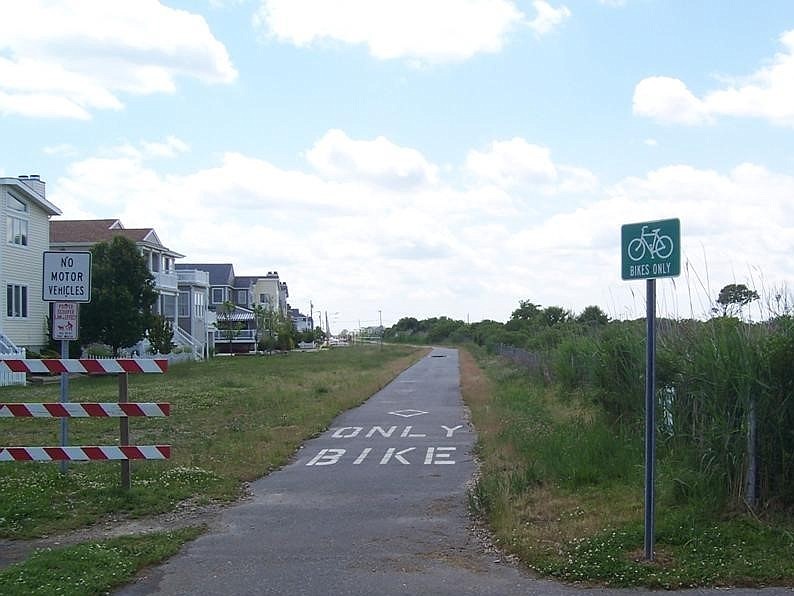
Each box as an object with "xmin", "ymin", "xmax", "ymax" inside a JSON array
[{"xmin": 0, "ymin": 347, "xmax": 27, "ymax": 387}]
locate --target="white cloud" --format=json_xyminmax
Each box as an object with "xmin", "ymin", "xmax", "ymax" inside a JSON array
[
  {"xmin": 632, "ymin": 77, "xmax": 710, "ymax": 125},
  {"xmin": 527, "ymin": 1, "xmax": 571, "ymax": 36},
  {"xmin": 306, "ymin": 129, "xmax": 439, "ymax": 189},
  {"xmin": 48, "ymin": 131, "xmax": 794, "ymax": 325},
  {"xmin": 598, "ymin": 0, "xmax": 626, "ymax": 6},
  {"xmin": 643, "ymin": 138, "xmax": 658, "ymax": 147},
  {"xmin": 0, "ymin": 0, "xmax": 237, "ymax": 119},
  {"xmin": 141, "ymin": 137, "xmax": 191, "ymax": 159},
  {"xmin": 634, "ymin": 30, "xmax": 794, "ymax": 127},
  {"xmin": 43, "ymin": 144, "xmax": 79, "ymax": 157},
  {"xmin": 464, "ymin": 138, "xmax": 597, "ymax": 194},
  {"xmin": 254, "ymin": 0, "xmax": 564, "ymax": 64}
]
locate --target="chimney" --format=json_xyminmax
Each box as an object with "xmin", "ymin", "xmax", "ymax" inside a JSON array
[{"xmin": 20, "ymin": 174, "xmax": 45, "ymax": 197}]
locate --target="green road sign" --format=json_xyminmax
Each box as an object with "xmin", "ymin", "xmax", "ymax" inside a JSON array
[{"xmin": 621, "ymin": 218, "xmax": 680, "ymax": 280}]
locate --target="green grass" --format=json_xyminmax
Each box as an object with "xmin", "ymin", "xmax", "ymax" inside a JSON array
[
  {"xmin": 0, "ymin": 527, "xmax": 204, "ymax": 596},
  {"xmin": 0, "ymin": 345, "xmax": 425, "ymax": 593},
  {"xmin": 0, "ymin": 464, "xmax": 227, "ymax": 538},
  {"xmin": 461, "ymin": 347, "xmax": 794, "ymax": 588},
  {"xmin": 534, "ymin": 516, "xmax": 794, "ymax": 588},
  {"xmin": 0, "ymin": 345, "xmax": 425, "ymax": 539}
]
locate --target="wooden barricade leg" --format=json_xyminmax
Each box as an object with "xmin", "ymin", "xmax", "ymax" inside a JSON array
[{"xmin": 119, "ymin": 372, "xmax": 131, "ymax": 490}]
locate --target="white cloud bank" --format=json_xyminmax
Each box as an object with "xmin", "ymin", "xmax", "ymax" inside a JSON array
[
  {"xmin": 254, "ymin": 0, "xmax": 570, "ymax": 64},
  {"xmin": 465, "ymin": 138, "xmax": 597, "ymax": 194},
  {"xmin": 634, "ymin": 30, "xmax": 794, "ymax": 127},
  {"xmin": 48, "ymin": 131, "xmax": 794, "ymax": 324},
  {"xmin": 0, "ymin": 0, "xmax": 237, "ymax": 119},
  {"xmin": 306, "ymin": 129, "xmax": 439, "ymax": 189}
]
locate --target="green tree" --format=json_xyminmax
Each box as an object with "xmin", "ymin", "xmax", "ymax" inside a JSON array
[
  {"xmin": 313, "ymin": 326, "xmax": 327, "ymax": 344},
  {"xmin": 80, "ymin": 236, "xmax": 156, "ymax": 355},
  {"xmin": 393, "ymin": 317, "xmax": 420, "ymax": 332},
  {"xmin": 252, "ymin": 303, "xmax": 276, "ymax": 347},
  {"xmin": 426, "ymin": 317, "xmax": 464, "ymax": 343},
  {"xmin": 715, "ymin": 283, "xmax": 760, "ymax": 318},
  {"xmin": 577, "ymin": 305, "xmax": 610, "ymax": 326},
  {"xmin": 542, "ymin": 306, "xmax": 571, "ymax": 326},
  {"xmin": 148, "ymin": 314, "xmax": 175, "ymax": 354},
  {"xmin": 275, "ymin": 316, "xmax": 297, "ymax": 350},
  {"xmin": 511, "ymin": 299, "xmax": 542, "ymax": 322}
]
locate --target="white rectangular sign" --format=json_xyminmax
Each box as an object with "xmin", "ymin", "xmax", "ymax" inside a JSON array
[
  {"xmin": 42, "ymin": 251, "xmax": 91, "ymax": 302},
  {"xmin": 53, "ymin": 302, "xmax": 79, "ymax": 340}
]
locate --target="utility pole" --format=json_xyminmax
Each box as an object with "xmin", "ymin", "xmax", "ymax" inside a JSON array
[
  {"xmin": 378, "ymin": 310, "xmax": 383, "ymax": 349},
  {"xmin": 309, "ymin": 300, "xmax": 314, "ymax": 330}
]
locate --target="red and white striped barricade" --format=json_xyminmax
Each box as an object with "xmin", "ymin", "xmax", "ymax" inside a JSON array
[
  {"xmin": 0, "ymin": 359, "xmax": 170, "ymax": 471},
  {"xmin": 0, "ymin": 445, "xmax": 171, "ymax": 461},
  {"xmin": 0, "ymin": 358, "xmax": 168, "ymax": 375},
  {"xmin": 0, "ymin": 402, "xmax": 170, "ymax": 418}
]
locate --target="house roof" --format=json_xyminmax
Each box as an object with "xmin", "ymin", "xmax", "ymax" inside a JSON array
[
  {"xmin": 176, "ymin": 263, "xmax": 235, "ymax": 286},
  {"xmin": 50, "ymin": 219, "xmax": 184, "ymax": 257},
  {"xmin": 50, "ymin": 219, "xmax": 124, "ymax": 243},
  {"xmin": 233, "ymin": 276, "xmax": 258, "ymax": 289},
  {"xmin": 0, "ymin": 177, "xmax": 61, "ymax": 216}
]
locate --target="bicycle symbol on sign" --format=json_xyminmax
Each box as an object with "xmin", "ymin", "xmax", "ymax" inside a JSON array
[{"xmin": 627, "ymin": 225, "xmax": 674, "ymax": 262}]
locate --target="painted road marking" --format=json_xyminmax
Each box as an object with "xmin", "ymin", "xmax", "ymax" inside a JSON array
[
  {"xmin": 306, "ymin": 447, "xmax": 457, "ymax": 466},
  {"xmin": 328, "ymin": 426, "xmax": 462, "ymax": 439},
  {"xmin": 388, "ymin": 409, "xmax": 428, "ymax": 418},
  {"xmin": 307, "ymin": 425, "xmax": 465, "ymax": 467}
]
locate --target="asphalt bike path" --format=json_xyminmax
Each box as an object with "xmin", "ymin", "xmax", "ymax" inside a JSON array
[{"xmin": 117, "ymin": 348, "xmax": 792, "ymax": 595}]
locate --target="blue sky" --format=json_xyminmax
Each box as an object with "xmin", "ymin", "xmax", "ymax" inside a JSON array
[{"xmin": 3, "ymin": 1, "xmax": 794, "ymax": 330}]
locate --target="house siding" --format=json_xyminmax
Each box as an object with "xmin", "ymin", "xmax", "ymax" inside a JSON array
[
  {"xmin": 252, "ymin": 278, "xmax": 280, "ymax": 313},
  {"xmin": 1, "ymin": 185, "xmax": 53, "ymax": 350}
]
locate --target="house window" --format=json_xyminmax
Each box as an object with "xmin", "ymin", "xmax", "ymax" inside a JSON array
[
  {"xmin": 194, "ymin": 292, "xmax": 205, "ymax": 319},
  {"xmin": 179, "ymin": 292, "xmax": 190, "ymax": 317},
  {"xmin": 211, "ymin": 288, "xmax": 224, "ymax": 304},
  {"xmin": 9, "ymin": 195, "xmax": 27, "ymax": 212},
  {"xmin": 162, "ymin": 295, "xmax": 176, "ymax": 318},
  {"xmin": 260, "ymin": 294, "xmax": 271, "ymax": 305},
  {"xmin": 7, "ymin": 217, "xmax": 28, "ymax": 246},
  {"xmin": 237, "ymin": 290, "xmax": 248, "ymax": 305},
  {"xmin": 6, "ymin": 284, "xmax": 28, "ymax": 318}
]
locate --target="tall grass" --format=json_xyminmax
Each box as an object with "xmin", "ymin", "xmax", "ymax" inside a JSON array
[
  {"xmin": 544, "ymin": 312, "xmax": 794, "ymax": 511},
  {"xmin": 466, "ymin": 349, "xmax": 640, "ymax": 524},
  {"xmin": 462, "ymin": 341, "xmax": 794, "ymax": 587}
]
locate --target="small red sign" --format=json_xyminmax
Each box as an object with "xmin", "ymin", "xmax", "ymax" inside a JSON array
[{"xmin": 53, "ymin": 302, "xmax": 79, "ymax": 340}]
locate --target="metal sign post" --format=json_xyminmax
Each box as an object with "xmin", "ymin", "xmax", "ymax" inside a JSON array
[
  {"xmin": 621, "ymin": 218, "xmax": 680, "ymax": 561},
  {"xmin": 53, "ymin": 302, "xmax": 80, "ymax": 474},
  {"xmin": 43, "ymin": 253, "xmax": 91, "ymax": 474},
  {"xmin": 59, "ymin": 338, "xmax": 69, "ymax": 474},
  {"xmin": 644, "ymin": 278, "xmax": 656, "ymax": 560}
]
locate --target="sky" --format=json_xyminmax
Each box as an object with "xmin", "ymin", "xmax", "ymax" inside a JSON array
[{"xmin": 3, "ymin": 0, "xmax": 794, "ymax": 332}]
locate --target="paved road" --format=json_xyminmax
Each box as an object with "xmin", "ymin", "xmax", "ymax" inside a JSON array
[{"xmin": 118, "ymin": 347, "xmax": 792, "ymax": 595}]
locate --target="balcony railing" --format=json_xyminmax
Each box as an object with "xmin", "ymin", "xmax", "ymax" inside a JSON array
[
  {"xmin": 177, "ymin": 270, "xmax": 210, "ymax": 286},
  {"xmin": 214, "ymin": 329, "xmax": 256, "ymax": 342},
  {"xmin": 154, "ymin": 270, "xmax": 178, "ymax": 292}
]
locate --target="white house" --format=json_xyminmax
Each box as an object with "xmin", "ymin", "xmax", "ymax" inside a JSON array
[{"xmin": 1, "ymin": 175, "xmax": 62, "ymax": 353}]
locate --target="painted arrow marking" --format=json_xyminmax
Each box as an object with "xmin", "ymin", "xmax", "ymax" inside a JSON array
[{"xmin": 388, "ymin": 409, "xmax": 428, "ymax": 418}]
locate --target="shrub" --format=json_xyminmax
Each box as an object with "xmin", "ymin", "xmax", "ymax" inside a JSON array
[{"xmin": 85, "ymin": 343, "xmax": 113, "ymax": 358}]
